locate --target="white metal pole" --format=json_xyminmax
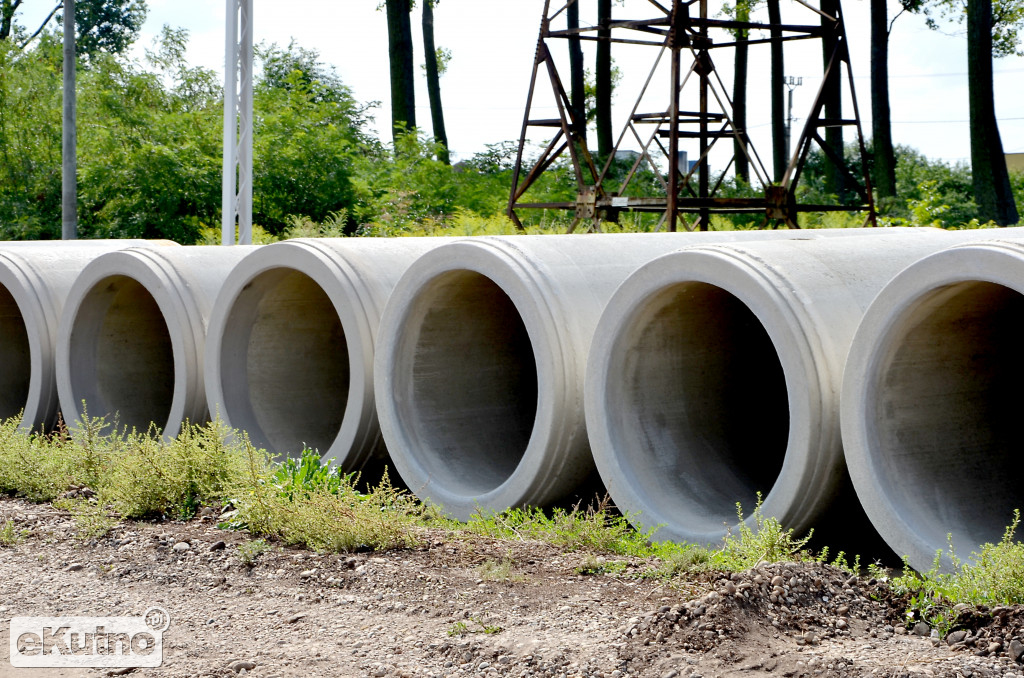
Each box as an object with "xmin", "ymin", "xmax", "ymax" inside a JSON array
[
  {"xmin": 237, "ymin": 0, "xmax": 254, "ymax": 245},
  {"xmin": 221, "ymin": 0, "xmax": 239, "ymax": 246},
  {"xmin": 62, "ymin": 0, "xmax": 77, "ymax": 240}
]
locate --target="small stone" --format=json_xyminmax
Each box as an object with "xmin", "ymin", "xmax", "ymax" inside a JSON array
[
  {"xmin": 836, "ymin": 619, "xmax": 848, "ymax": 630},
  {"xmin": 662, "ymin": 671, "xmax": 679, "ymax": 678},
  {"xmin": 229, "ymin": 660, "xmax": 256, "ymax": 674},
  {"xmin": 989, "ymin": 641, "xmax": 1004, "ymax": 654},
  {"xmin": 913, "ymin": 622, "xmax": 931, "ymax": 636},
  {"xmin": 66, "ymin": 563, "xmax": 84, "ymax": 572},
  {"xmin": 723, "ymin": 581, "xmax": 736, "ymax": 595},
  {"xmin": 1009, "ymin": 639, "xmax": 1024, "ymax": 662},
  {"xmin": 894, "ymin": 626, "xmax": 907, "ymax": 635},
  {"xmin": 771, "ymin": 575, "xmax": 785, "ymax": 587},
  {"xmin": 947, "ymin": 630, "xmax": 968, "ymax": 646},
  {"xmin": 300, "ymin": 569, "xmax": 317, "ymax": 579},
  {"xmin": 287, "ymin": 613, "xmax": 306, "ymax": 624},
  {"xmin": 209, "ymin": 540, "xmax": 227, "ymax": 551},
  {"xmin": 172, "ymin": 542, "xmax": 191, "ymax": 552}
]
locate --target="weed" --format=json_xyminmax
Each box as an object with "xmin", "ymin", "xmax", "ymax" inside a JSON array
[
  {"xmin": 575, "ymin": 554, "xmax": 628, "ymax": 576},
  {"xmin": 53, "ymin": 498, "xmax": 117, "ymax": 541},
  {"xmin": 891, "ymin": 510, "xmax": 1024, "ymax": 635},
  {"xmin": 475, "ymin": 556, "xmax": 523, "ymax": 582},
  {"xmin": 715, "ymin": 494, "xmax": 813, "ymax": 570},
  {"xmin": 447, "ymin": 621, "xmax": 468, "ymax": 637},
  {"xmin": 237, "ymin": 538, "xmax": 272, "ymax": 566},
  {"xmin": 272, "ymin": 448, "xmax": 352, "ymax": 500},
  {"xmin": 648, "ymin": 546, "xmax": 716, "ymax": 579},
  {"xmin": 448, "ymin": 618, "xmax": 502, "ymax": 636},
  {"xmin": 0, "ymin": 519, "xmax": 25, "ymax": 546}
]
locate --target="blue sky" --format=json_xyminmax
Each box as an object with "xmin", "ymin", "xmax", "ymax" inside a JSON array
[{"xmin": 16, "ymin": 0, "xmax": 1024, "ymax": 168}]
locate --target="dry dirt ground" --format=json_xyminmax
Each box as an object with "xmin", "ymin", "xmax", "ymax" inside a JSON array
[{"xmin": 0, "ymin": 497, "xmax": 1023, "ymax": 678}]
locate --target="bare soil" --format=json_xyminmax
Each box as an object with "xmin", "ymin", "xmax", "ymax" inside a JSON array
[{"xmin": 0, "ymin": 497, "xmax": 1022, "ymax": 678}]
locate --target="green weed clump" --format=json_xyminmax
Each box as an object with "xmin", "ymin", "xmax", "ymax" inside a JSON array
[
  {"xmin": 889, "ymin": 510, "xmax": 1024, "ymax": 635},
  {"xmin": 0, "ymin": 519, "xmax": 24, "ymax": 546}
]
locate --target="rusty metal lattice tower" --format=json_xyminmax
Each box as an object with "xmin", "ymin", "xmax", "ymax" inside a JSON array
[{"xmin": 507, "ymin": 0, "xmax": 876, "ymax": 231}]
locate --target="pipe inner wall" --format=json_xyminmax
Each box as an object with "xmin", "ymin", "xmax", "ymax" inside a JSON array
[
  {"xmin": 223, "ymin": 269, "xmax": 350, "ymax": 456},
  {"xmin": 0, "ymin": 285, "xmax": 30, "ymax": 420},
  {"xmin": 613, "ymin": 281, "xmax": 789, "ymax": 535},
  {"xmin": 69, "ymin": 275, "xmax": 174, "ymax": 432},
  {"xmin": 404, "ymin": 270, "xmax": 538, "ymax": 495}
]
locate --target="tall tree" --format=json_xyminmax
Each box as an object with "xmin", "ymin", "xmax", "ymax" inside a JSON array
[
  {"xmin": 596, "ymin": 0, "xmax": 613, "ymax": 160},
  {"xmin": 727, "ymin": 0, "xmax": 758, "ymax": 184},
  {"xmin": 870, "ymin": 0, "xmax": 897, "ymax": 202},
  {"xmin": 966, "ymin": 0, "xmax": 1019, "ymax": 224},
  {"xmin": 0, "ymin": 0, "xmax": 146, "ymax": 55},
  {"xmin": 385, "ymin": 0, "xmax": 416, "ymax": 146},
  {"xmin": 421, "ymin": 0, "xmax": 448, "ymax": 164},
  {"xmin": 920, "ymin": 0, "xmax": 1022, "ymax": 224},
  {"xmin": 567, "ymin": 0, "xmax": 586, "ymax": 137},
  {"xmin": 767, "ymin": 0, "xmax": 786, "ymax": 181}
]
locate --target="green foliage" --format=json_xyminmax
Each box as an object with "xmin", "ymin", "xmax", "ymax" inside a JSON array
[
  {"xmin": 713, "ymin": 494, "xmax": 815, "ymax": 571},
  {"xmin": 53, "ymin": 497, "xmax": 117, "ymax": 540},
  {"xmin": 271, "ymin": 447, "xmax": 352, "ymax": 501},
  {"xmin": 919, "ymin": 0, "xmax": 1024, "ymax": 58},
  {"xmin": 236, "ymin": 538, "xmax": 272, "ymax": 566},
  {"xmin": 0, "ymin": 519, "xmax": 24, "ymax": 546},
  {"xmin": 891, "ymin": 511, "xmax": 1024, "ymax": 635}
]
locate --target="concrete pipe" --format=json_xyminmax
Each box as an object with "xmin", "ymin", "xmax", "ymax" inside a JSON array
[
  {"xmin": 585, "ymin": 229, "xmax": 996, "ymax": 549},
  {"xmin": 204, "ymin": 237, "xmax": 451, "ymax": 467},
  {"xmin": 841, "ymin": 235, "xmax": 1024, "ymax": 571},
  {"xmin": 375, "ymin": 229, "xmax": 895, "ymax": 520},
  {"xmin": 57, "ymin": 245, "xmax": 256, "ymax": 438},
  {"xmin": 0, "ymin": 240, "xmax": 174, "ymax": 431}
]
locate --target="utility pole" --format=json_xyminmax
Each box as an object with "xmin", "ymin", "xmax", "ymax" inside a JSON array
[
  {"xmin": 222, "ymin": 0, "xmax": 253, "ymax": 246},
  {"xmin": 784, "ymin": 75, "xmax": 802, "ymax": 160},
  {"xmin": 62, "ymin": 0, "xmax": 77, "ymax": 240}
]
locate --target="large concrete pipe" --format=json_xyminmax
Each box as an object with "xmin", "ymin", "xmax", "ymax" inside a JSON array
[
  {"xmin": 841, "ymin": 235, "xmax": 1024, "ymax": 571},
  {"xmin": 204, "ymin": 237, "xmax": 450, "ymax": 468},
  {"xmin": 584, "ymin": 229, "xmax": 1001, "ymax": 550},
  {"xmin": 0, "ymin": 240, "xmax": 174, "ymax": 431},
  {"xmin": 375, "ymin": 229, "xmax": 899, "ymax": 520},
  {"xmin": 57, "ymin": 245, "xmax": 255, "ymax": 437}
]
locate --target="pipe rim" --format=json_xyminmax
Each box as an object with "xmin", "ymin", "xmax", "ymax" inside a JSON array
[
  {"xmin": 57, "ymin": 250, "xmax": 201, "ymax": 437},
  {"xmin": 841, "ymin": 240, "xmax": 1024, "ymax": 570},
  {"xmin": 585, "ymin": 245, "xmax": 830, "ymax": 544},
  {"xmin": 204, "ymin": 240, "xmax": 378, "ymax": 466},
  {"xmin": 0, "ymin": 254, "xmax": 51, "ymax": 429},
  {"xmin": 375, "ymin": 239, "xmax": 568, "ymax": 519}
]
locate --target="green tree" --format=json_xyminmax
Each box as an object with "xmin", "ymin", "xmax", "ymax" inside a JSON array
[
  {"xmin": 385, "ymin": 0, "xmax": 416, "ymax": 145},
  {"xmin": 421, "ymin": 0, "xmax": 448, "ymax": 164},
  {"xmin": 1, "ymin": 0, "xmax": 146, "ymax": 56}
]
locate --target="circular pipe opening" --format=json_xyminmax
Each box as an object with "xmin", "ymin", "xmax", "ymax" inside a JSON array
[
  {"xmin": 71, "ymin": 275, "xmax": 174, "ymax": 432},
  {"xmin": 873, "ymin": 281, "xmax": 1024, "ymax": 553},
  {"xmin": 221, "ymin": 269, "xmax": 349, "ymax": 457},
  {"xmin": 611, "ymin": 282, "xmax": 789, "ymax": 535},
  {"xmin": 0, "ymin": 286, "xmax": 30, "ymax": 421},
  {"xmin": 404, "ymin": 270, "xmax": 538, "ymax": 496}
]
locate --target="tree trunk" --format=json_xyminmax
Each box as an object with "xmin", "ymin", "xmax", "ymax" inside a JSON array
[
  {"xmin": 869, "ymin": 0, "xmax": 896, "ymax": 202},
  {"xmin": 386, "ymin": 0, "xmax": 416, "ymax": 146},
  {"xmin": 596, "ymin": 0, "xmax": 612, "ymax": 161},
  {"xmin": 733, "ymin": 2, "xmax": 749, "ymax": 184},
  {"xmin": 967, "ymin": 0, "xmax": 1018, "ymax": 225},
  {"xmin": 768, "ymin": 0, "xmax": 786, "ymax": 182},
  {"xmin": 567, "ymin": 0, "xmax": 586, "ymax": 138},
  {"xmin": 821, "ymin": 0, "xmax": 845, "ymax": 202},
  {"xmin": 422, "ymin": 0, "xmax": 448, "ymax": 164}
]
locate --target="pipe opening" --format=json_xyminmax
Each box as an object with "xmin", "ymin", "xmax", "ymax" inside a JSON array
[
  {"xmin": 406, "ymin": 271, "xmax": 538, "ymax": 496},
  {"xmin": 614, "ymin": 282, "xmax": 789, "ymax": 534},
  {"xmin": 875, "ymin": 281, "xmax": 1024, "ymax": 551},
  {"xmin": 235, "ymin": 269, "xmax": 349, "ymax": 457},
  {"xmin": 0, "ymin": 286, "xmax": 30, "ymax": 420},
  {"xmin": 74, "ymin": 276, "xmax": 174, "ymax": 432}
]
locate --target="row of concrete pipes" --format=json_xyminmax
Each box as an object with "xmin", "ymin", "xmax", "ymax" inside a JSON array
[{"xmin": 1, "ymin": 228, "xmax": 1021, "ymax": 571}]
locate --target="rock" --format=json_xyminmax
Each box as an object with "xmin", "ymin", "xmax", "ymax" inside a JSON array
[
  {"xmin": 300, "ymin": 569, "xmax": 317, "ymax": 579},
  {"xmin": 947, "ymin": 630, "xmax": 968, "ymax": 646},
  {"xmin": 287, "ymin": 613, "xmax": 306, "ymax": 623},
  {"xmin": 172, "ymin": 541, "xmax": 191, "ymax": 552},
  {"xmin": 107, "ymin": 668, "xmax": 135, "ymax": 676},
  {"xmin": 229, "ymin": 660, "xmax": 256, "ymax": 673},
  {"xmin": 1009, "ymin": 639, "xmax": 1024, "ymax": 662},
  {"xmin": 66, "ymin": 563, "xmax": 84, "ymax": 572},
  {"xmin": 209, "ymin": 540, "xmax": 226, "ymax": 551},
  {"xmin": 988, "ymin": 641, "xmax": 1004, "ymax": 654},
  {"xmin": 913, "ymin": 622, "xmax": 931, "ymax": 636}
]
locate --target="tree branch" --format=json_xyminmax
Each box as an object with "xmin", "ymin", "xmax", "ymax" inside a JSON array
[
  {"xmin": 888, "ymin": 6, "xmax": 907, "ymax": 35},
  {"xmin": 18, "ymin": 1, "xmax": 62, "ymax": 50}
]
